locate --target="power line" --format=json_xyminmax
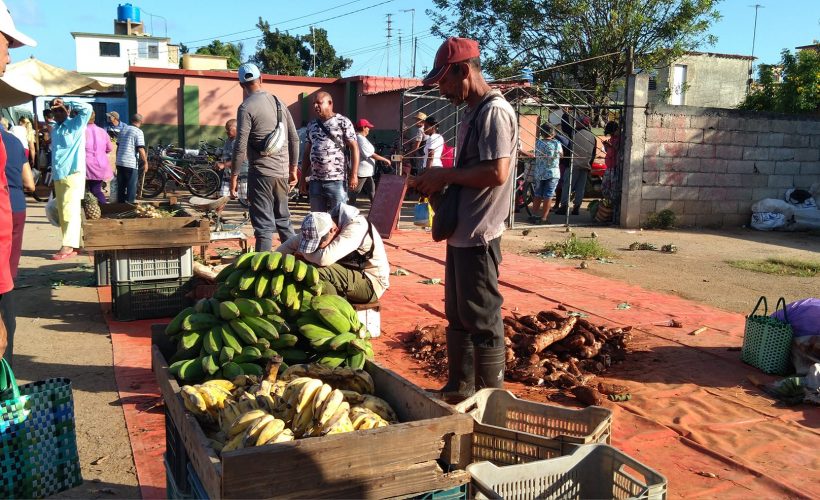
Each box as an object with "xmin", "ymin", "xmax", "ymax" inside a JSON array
[{"xmin": 181, "ymin": 0, "xmax": 369, "ymax": 45}]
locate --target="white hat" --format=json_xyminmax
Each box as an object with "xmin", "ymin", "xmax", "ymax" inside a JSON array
[{"xmin": 0, "ymin": 1, "xmax": 36, "ymax": 48}]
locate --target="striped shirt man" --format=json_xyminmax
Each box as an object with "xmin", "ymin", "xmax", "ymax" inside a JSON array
[{"xmin": 116, "ymin": 124, "xmax": 145, "ymax": 169}]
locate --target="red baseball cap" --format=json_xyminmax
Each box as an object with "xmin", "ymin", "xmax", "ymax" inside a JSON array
[
  {"xmin": 422, "ymin": 37, "xmax": 480, "ymax": 86},
  {"xmin": 355, "ymin": 118, "xmax": 375, "ymax": 129}
]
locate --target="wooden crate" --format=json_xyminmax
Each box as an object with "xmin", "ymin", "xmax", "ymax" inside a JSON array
[
  {"xmin": 83, "ymin": 203, "xmax": 209, "ymax": 251},
  {"xmin": 152, "ymin": 330, "xmax": 473, "ymax": 499}
]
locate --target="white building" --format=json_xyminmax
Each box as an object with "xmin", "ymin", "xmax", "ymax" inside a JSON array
[{"xmin": 71, "ymin": 12, "xmax": 179, "ymax": 86}]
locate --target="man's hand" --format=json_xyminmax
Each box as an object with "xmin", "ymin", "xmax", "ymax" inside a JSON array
[
  {"xmin": 349, "ymin": 176, "xmax": 359, "ymax": 191},
  {"xmin": 230, "ymin": 174, "xmax": 239, "ymax": 199},
  {"xmin": 0, "ymin": 308, "xmax": 7, "ymax": 361},
  {"xmin": 288, "ymin": 167, "xmax": 298, "ymax": 188},
  {"xmin": 413, "ymin": 168, "xmax": 450, "ymax": 196}
]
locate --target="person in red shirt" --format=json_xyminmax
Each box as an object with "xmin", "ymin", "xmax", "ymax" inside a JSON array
[{"xmin": 0, "ymin": 0, "xmax": 37, "ymax": 364}]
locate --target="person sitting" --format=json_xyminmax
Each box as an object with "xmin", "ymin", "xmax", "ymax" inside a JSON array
[{"xmin": 277, "ymin": 204, "xmax": 389, "ymax": 304}]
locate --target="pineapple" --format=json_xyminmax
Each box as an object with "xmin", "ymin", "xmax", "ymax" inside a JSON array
[{"xmin": 82, "ymin": 191, "xmax": 102, "ymax": 220}]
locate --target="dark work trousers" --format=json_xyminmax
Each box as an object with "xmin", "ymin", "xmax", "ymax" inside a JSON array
[
  {"xmin": 444, "ymin": 238, "xmax": 504, "ymax": 348},
  {"xmin": 247, "ymin": 168, "xmax": 295, "ymax": 252},
  {"xmin": 317, "ymin": 264, "xmax": 377, "ymax": 304},
  {"xmin": 116, "ymin": 166, "xmax": 139, "ymax": 203},
  {"xmin": 1, "ymin": 291, "xmax": 16, "ymax": 368},
  {"xmin": 348, "ymin": 176, "xmax": 375, "ymax": 207}
]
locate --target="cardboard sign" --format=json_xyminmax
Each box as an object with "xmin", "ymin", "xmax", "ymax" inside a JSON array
[{"xmin": 368, "ymin": 174, "xmax": 408, "ymax": 239}]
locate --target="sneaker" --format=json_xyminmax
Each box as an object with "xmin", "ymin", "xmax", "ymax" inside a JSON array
[
  {"xmin": 554, "ymin": 207, "xmax": 567, "ymax": 215},
  {"xmin": 538, "ymin": 217, "xmax": 550, "ymax": 225}
]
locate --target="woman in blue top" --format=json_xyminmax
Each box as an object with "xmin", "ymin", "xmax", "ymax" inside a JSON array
[{"xmin": 529, "ymin": 126, "xmax": 563, "ymax": 224}]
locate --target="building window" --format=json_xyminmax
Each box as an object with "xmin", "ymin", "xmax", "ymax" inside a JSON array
[
  {"xmin": 99, "ymin": 41, "xmax": 120, "ymax": 57},
  {"xmin": 138, "ymin": 41, "xmax": 159, "ymax": 59}
]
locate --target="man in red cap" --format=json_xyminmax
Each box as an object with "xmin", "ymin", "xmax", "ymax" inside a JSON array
[
  {"xmin": 0, "ymin": 0, "xmax": 37, "ymax": 364},
  {"xmin": 412, "ymin": 37, "xmax": 518, "ymax": 401},
  {"xmin": 351, "ymin": 118, "xmax": 389, "ymax": 207}
]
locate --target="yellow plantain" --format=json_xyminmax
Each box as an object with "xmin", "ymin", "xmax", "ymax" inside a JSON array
[
  {"xmin": 243, "ymin": 414, "xmax": 275, "ymax": 447},
  {"xmin": 227, "ymin": 409, "xmax": 268, "ymax": 438},
  {"xmin": 254, "ymin": 418, "xmax": 286, "ymax": 446}
]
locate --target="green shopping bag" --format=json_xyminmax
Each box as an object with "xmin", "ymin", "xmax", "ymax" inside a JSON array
[
  {"xmin": 0, "ymin": 359, "xmax": 83, "ymax": 498},
  {"xmin": 741, "ymin": 297, "xmax": 794, "ymax": 375}
]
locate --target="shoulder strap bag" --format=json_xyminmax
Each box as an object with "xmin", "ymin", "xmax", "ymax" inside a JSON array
[
  {"xmin": 259, "ymin": 93, "xmax": 285, "ymax": 156},
  {"xmin": 430, "ymin": 94, "xmax": 501, "ymax": 242}
]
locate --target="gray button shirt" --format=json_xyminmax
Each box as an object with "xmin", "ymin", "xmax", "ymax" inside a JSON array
[{"xmin": 233, "ymin": 90, "xmax": 299, "ymax": 178}]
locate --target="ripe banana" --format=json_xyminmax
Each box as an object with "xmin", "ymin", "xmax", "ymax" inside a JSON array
[
  {"xmin": 311, "ymin": 383, "xmax": 333, "ymax": 417},
  {"xmin": 296, "ymin": 378, "xmax": 324, "ymax": 414},
  {"xmin": 221, "ymin": 432, "xmax": 246, "ymax": 453},
  {"xmin": 228, "ymin": 409, "xmax": 268, "ymax": 438},
  {"xmin": 181, "ymin": 385, "xmax": 208, "ymax": 414},
  {"xmin": 264, "ymin": 428, "xmax": 294, "ymax": 445},
  {"xmin": 315, "ymin": 388, "xmax": 344, "ymax": 428},
  {"xmin": 243, "ymin": 413, "xmax": 275, "ymax": 447},
  {"xmin": 202, "ymin": 379, "xmax": 236, "ymax": 392},
  {"xmin": 254, "ymin": 418, "xmax": 286, "ymax": 446},
  {"xmin": 361, "ymin": 395, "xmax": 399, "ymax": 423}
]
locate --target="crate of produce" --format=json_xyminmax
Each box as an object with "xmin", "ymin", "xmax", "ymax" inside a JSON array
[
  {"xmin": 113, "ymin": 278, "xmax": 192, "ymax": 321},
  {"xmin": 94, "ymin": 251, "xmax": 111, "ymax": 286},
  {"xmin": 151, "ymin": 336, "xmax": 473, "ymax": 499},
  {"xmin": 83, "ymin": 202, "xmax": 209, "ymax": 251},
  {"xmin": 186, "ymin": 463, "xmax": 209, "ymax": 500},
  {"xmin": 111, "ymin": 246, "xmax": 194, "ymax": 283},
  {"xmin": 468, "ymin": 444, "xmax": 668, "ymax": 500},
  {"xmin": 455, "ymin": 389, "xmax": 611, "ymax": 465}
]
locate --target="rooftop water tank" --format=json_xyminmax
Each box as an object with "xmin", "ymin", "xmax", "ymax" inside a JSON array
[{"xmin": 117, "ymin": 3, "xmax": 141, "ymax": 22}]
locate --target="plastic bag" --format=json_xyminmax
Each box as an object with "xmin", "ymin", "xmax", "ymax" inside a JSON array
[
  {"xmin": 45, "ymin": 193, "xmax": 60, "ymax": 227},
  {"xmin": 770, "ymin": 298, "xmax": 820, "ymax": 337},
  {"xmin": 414, "ymin": 199, "xmax": 433, "ymax": 227},
  {"xmin": 751, "ymin": 198, "xmax": 794, "ymax": 218},
  {"xmin": 750, "ymin": 212, "xmax": 786, "ymax": 231}
]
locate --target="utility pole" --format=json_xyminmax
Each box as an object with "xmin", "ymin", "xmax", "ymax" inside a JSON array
[
  {"xmin": 311, "ymin": 26, "xmax": 317, "ymax": 75},
  {"xmin": 401, "ymin": 8, "xmax": 416, "ymax": 77},
  {"xmin": 747, "ymin": 4, "xmax": 764, "ymax": 94},
  {"xmin": 386, "ymin": 14, "xmax": 393, "ymax": 76},
  {"xmin": 398, "ymin": 30, "xmax": 402, "ymax": 77}
]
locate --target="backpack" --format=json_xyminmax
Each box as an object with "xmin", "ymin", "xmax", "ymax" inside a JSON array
[{"xmin": 441, "ymin": 142, "xmax": 455, "ymax": 168}]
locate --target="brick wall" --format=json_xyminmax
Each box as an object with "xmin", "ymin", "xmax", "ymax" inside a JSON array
[{"xmin": 634, "ymin": 104, "xmax": 820, "ymax": 227}]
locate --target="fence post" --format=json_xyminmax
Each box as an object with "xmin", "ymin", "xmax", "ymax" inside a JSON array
[{"xmin": 619, "ymin": 73, "xmax": 649, "ymax": 228}]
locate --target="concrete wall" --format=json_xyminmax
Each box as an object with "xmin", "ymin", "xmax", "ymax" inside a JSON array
[
  {"xmin": 621, "ymin": 75, "xmax": 820, "ymax": 227},
  {"xmin": 649, "ymin": 53, "xmax": 752, "ymax": 109}
]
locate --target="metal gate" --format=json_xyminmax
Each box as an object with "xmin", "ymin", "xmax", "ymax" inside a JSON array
[{"xmin": 400, "ymin": 83, "xmax": 625, "ymax": 228}]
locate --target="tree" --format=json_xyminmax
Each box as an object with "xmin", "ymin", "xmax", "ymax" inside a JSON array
[
  {"xmin": 195, "ymin": 40, "xmax": 244, "ymax": 69},
  {"xmin": 428, "ymin": 0, "xmax": 721, "ymax": 106},
  {"xmin": 739, "ymin": 49, "xmax": 820, "ymax": 114},
  {"xmin": 252, "ymin": 19, "xmax": 352, "ymax": 77}
]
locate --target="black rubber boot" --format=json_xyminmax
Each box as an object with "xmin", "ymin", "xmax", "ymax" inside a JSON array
[
  {"xmin": 439, "ymin": 330, "xmax": 475, "ymax": 403},
  {"xmin": 474, "ymin": 346, "xmax": 506, "ymax": 390}
]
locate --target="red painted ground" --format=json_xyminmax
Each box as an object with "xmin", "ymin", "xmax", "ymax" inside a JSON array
[{"xmin": 102, "ymin": 230, "xmax": 820, "ymax": 499}]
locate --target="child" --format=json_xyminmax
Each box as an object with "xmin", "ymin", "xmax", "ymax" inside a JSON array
[{"xmin": 530, "ymin": 125, "xmax": 563, "ymax": 224}]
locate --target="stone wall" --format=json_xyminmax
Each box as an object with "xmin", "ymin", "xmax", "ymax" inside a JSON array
[
  {"xmin": 649, "ymin": 52, "xmax": 753, "ymax": 109},
  {"xmin": 620, "ymin": 74, "xmax": 820, "ymax": 227}
]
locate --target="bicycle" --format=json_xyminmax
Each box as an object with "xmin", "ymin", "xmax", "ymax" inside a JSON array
[
  {"xmin": 514, "ymin": 160, "xmax": 535, "ymax": 217},
  {"xmin": 141, "ymin": 151, "xmax": 221, "ymax": 199}
]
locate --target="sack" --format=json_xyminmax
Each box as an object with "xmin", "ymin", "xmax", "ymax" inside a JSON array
[
  {"xmin": 751, "ymin": 212, "xmax": 786, "ymax": 231},
  {"xmin": 414, "ymin": 199, "xmax": 433, "ymax": 227},
  {"xmin": 0, "ymin": 359, "xmax": 82, "ymax": 498},
  {"xmin": 260, "ymin": 94, "xmax": 285, "ymax": 156},
  {"xmin": 45, "ymin": 193, "xmax": 60, "ymax": 227},
  {"xmin": 741, "ymin": 297, "xmax": 794, "ymax": 375},
  {"xmin": 429, "ymin": 185, "xmax": 461, "ymax": 242},
  {"xmin": 441, "ymin": 143, "xmax": 455, "ymax": 168}
]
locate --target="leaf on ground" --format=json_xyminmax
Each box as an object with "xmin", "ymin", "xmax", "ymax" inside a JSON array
[
  {"xmin": 567, "ymin": 311, "xmax": 589, "ymax": 318},
  {"xmin": 391, "ymin": 267, "xmax": 410, "ymax": 276},
  {"xmin": 418, "ymin": 278, "xmax": 442, "ymax": 285},
  {"xmin": 697, "ymin": 471, "xmax": 719, "ymax": 479},
  {"xmin": 616, "ymin": 302, "xmax": 631, "ymax": 310}
]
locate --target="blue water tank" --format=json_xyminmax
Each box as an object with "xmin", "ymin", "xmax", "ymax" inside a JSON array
[{"xmin": 117, "ymin": 3, "xmax": 141, "ymax": 22}]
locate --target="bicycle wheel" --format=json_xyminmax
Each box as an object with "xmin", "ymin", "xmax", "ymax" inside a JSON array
[
  {"xmin": 237, "ymin": 173, "xmax": 249, "ymax": 208},
  {"xmin": 515, "ymin": 181, "xmax": 535, "ymax": 213},
  {"xmin": 140, "ymin": 169, "xmax": 166, "ymax": 199},
  {"xmin": 187, "ymin": 168, "xmax": 220, "ymax": 197}
]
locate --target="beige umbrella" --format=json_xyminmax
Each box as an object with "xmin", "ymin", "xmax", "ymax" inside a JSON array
[{"xmin": 0, "ymin": 57, "xmax": 113, "ymax": 107}]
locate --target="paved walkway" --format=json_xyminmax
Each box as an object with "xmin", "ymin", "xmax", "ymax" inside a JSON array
[{"xmin": 103, "ymin": 226, "xmax": 818, "ymax": 498}]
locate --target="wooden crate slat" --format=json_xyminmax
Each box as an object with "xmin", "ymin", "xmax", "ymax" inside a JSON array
[{"xmin": 84, "ymin": 217, "xmax": 209, "ymax": 250}]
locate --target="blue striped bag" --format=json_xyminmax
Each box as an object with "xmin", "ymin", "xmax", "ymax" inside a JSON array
[{"xmin": 0, "ymin": 359, "xmax": 82, "ymax": 498}]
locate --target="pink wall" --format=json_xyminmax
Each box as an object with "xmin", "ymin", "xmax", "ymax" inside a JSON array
[
  {"xmin": 135, "ymin": 74, "xmax": 181, "ymax": 126},
  {"xmin": 357, "ymin": 92, "xmax": 403, "ymax": 131}
]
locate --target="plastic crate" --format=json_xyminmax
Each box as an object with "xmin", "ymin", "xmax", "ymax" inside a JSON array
[
  {"xmin": 111, "ymin": 246, "xmax": 193, "ymax": 283},
  {"xmin": 411, "ymin": 484, "xmax": 468, "ymax": 500},
  {"xmin": 455, "ymin": 389, "xmax": 612, "ymax": 466},
  {"xmin": 186, "ymin": 463, "xmax": 209, "ymax": 499},
  {"xmin": 165, "ymin": 407, "xmax": 190, "ymax": 495},
  {"xmin": 165, "ymin": 453, "xmax": 192, "ymax": 499},
  {"xmin": 112, "ymin": 278, "xmax": 192, "ymax": 321},
  {"xmin": 468, "ymin": 444, "xmax": 668, "ymax": 500},
  {"xmin": 94, "ymin": 251, "xmax": 111, "ymax": 286}
]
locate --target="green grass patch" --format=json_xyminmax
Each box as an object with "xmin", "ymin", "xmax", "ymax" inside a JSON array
[
  {"xmin": 543, "ymin": 235, "xmax": 612, "ymax": 259},
  {"xmin": 728, "ymin": 258, "xmax": 820, "ymax": 277}
]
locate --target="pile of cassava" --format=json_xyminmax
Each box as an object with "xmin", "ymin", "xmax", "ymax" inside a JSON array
[{"xmin": 406, "ymin": 308, "xmax": 631, "ymax": 394}]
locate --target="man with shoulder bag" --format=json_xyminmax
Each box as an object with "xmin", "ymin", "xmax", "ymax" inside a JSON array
[
  {"xmin": 412, "ymin": 37, "xmax": 518, "ymax": 402},
  {"xmin": 231, "ymin": 63, "xmax": 299, "ymax": 251},
  {"xmin": 302, "ymin": 91, "xmax": 359, "ymax": 212}
]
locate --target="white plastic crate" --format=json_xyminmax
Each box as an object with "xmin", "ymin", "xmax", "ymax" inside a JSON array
[
  {"xmin": 354, "ymin": 303, "xmax": 381, "ymax": 338},
  {"xmin": 111, "ymin": 246, "xmax": 193, "ymax": 283},
  {"xmin": 455, "ymin": 389, "xmax": 612, "ymax": 465},
  {"xmin": 468, "ymin": 444, "xmax": 667, "ymax": 500}
]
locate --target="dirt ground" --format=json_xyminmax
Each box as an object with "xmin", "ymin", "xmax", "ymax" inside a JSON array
[
  {"xmin": 8, "ymin": 196, "xmax": 817, "ymax": 497},
  {"xmin": 498, "ymin": 221, "xmax": 820, "ymax": 314}
]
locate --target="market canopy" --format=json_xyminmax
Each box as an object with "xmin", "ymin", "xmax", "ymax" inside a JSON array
[{"xmin": 0, "ymin": 57, "xmax": 113, "ymax": 107}]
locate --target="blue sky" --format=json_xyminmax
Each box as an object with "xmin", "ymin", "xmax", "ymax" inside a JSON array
[{"xmin": 6, "ymin": 0, "xmax": 819, "ymax": 77}]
